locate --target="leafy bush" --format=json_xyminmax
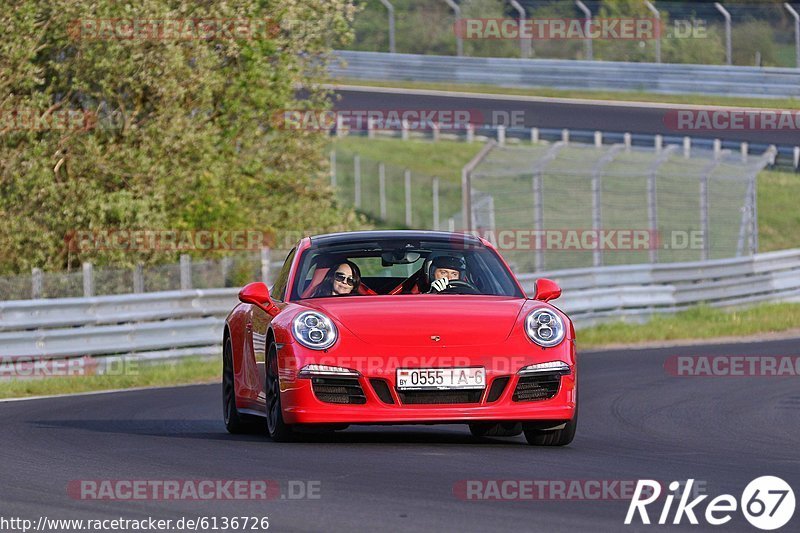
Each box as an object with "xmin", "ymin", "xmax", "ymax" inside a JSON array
[{"xmin": 0, "ymin": 0, "xmax": 360, "ymax": 275}]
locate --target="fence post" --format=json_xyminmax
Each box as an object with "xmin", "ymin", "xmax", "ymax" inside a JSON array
[
  {"xmin": 221, "ymin": 257, "xmax": 233, "ymax": 287},
  {"xmin": 82, "ymin": 262, "xmax": 94, "ymax": 297},
  {"xmin": 740, "ymin": 142, "xmax": 749, "ymax": 163},
  {"xmin": 713, "ymin": 139, "xmax": 722, "ymax": 160},
  {"xmin": 404, "ymin": 169, "xmax": 412, "ymax": 227},
  {"xmin": 787, "ymin": 3, "xmax": 800, "ymax": 68},
  {"xmin": 531, "ymin": 127, "xmax": 539, "ymax": 144},
  {"xmin": 448, "ymin": 217, "xmax": 455, "ymax": 232},
  {"xmin": 497, "ymin": 125, "xmax": 506, "ymax": 146},
  {"xmin": 432, "ymin": 122, "xmax": 440, "ymax": 142},
  {"xmin": 379, "ymin": 162, "xmax": 387, "ymax": 220},
  {"xmin": 623, "ymin": 132, "xmax": 631, "ymax": 151},
  {"xmin": 261, "ymin": 247, "xmax": 271, "ymax": 284},
  {"xmin": 443, "ymin": 0, "xmax": 463, "ymax": 56},
  {"xmin": 794, "ymin": 146, "xmax": 800, "ymax": 171},
  {"xmin": 379, "ymin": 0, "xmax": 396, "ymax": 53},
  {"xmin": 354, "ymin": 154, "xmax": 361, "ymax": 209},
  {"xmin": 683, "ymin": 137, "xmax": 691, "ymax": 159},
  {"xmin": 714, "ymin": 2, "xmax": 732, "ymax": 65},
  {"xmin": 336, "ymin": 114, "xmax": 345, "ymax": 138},
  {"xmin": 180, "ymin": 254, "xmax": 192, "ymax": 291},
  {"xmin": 133, "ymin": 264, "xmax": 144, "ymax": 293},
  {"xmin": 575, "ymin": 0, "xmax": 593, "ymax": 60},
  {"xmin": 700, "ymin": 172, "xmax": 710, "ymax": 261},
  {"xmin": 594, "ymin": 131, "xmax": 602, "ymax": 147},
  {"xmin": 647, "ymin": 169, "xmax": 658, "ymax": 264},
  {"xmin": 432, "ymin": 177, "xmax": 440, "ymax": 230},
  {"xmin": 31, "ymin": 268, "xmax": 43, "ymax": 299},
  {"xmin": 466, "ymin": 123, "xmax": 475, "ymax": 143},
  {"xmin": 644, "ymin": 0, "xmax": 662, "ymax": 62},
  {"xmin": 401, "ymin": 119, "xmax": 409, "ymax": 141},
  {"xmin": 654, "ymin": 134, "xmax": 663, "ymax": 153},
  {"xmin": 532, "ymin": 173, "xmax": 544, "ymax": 271},
  {"xmin": 561, "ymin": 129, "xmax": 570, "ymax": 144},
  {"xmin": 330, "ymin": 150, "xmax": 337, "ymax": 187},
  {"xmin": 368, "ymin": 116, "xmax": 375, "ymax": 139}
]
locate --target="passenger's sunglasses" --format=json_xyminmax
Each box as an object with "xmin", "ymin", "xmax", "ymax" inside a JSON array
[{"xmin": 334, "ymin": 271, "xmax": 356, "ymax": 286}]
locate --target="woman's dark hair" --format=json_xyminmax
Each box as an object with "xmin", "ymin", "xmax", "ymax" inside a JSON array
[{"xmin": 311, "ymin": 260, "xmax": 361, "ymax": 297}]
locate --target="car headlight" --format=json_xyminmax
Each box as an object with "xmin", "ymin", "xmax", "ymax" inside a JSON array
[
  {"xmin": 519, "ymin": 361, "xmax": 571, "ymax": 375},
  {"xmin": 525, "ymin": 308, "xmax": 565, "ymax": 347},
  {"xmin": 292, "ymin": 311, "xmax": 337, "ymax": 350},
  {"xmin": 298, "ymin": 364, "xmax": 360, "ymax": 378}
]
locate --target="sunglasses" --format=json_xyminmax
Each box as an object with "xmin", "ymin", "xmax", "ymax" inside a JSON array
[{"xmin": 334, "ymin": 271, "xmax": 356, "ymax": 286}]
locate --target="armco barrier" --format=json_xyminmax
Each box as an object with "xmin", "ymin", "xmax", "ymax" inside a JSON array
[
  {"xmin": 0, "ymin": 249, "xmax": 799, "ymax": 371},
  {"xmin": 517, "ymin": 248, "xmax": 800, "ymax": 326},
  {"xmin": 330, "ymin": 51, "xmax": 800, "ymax": 99}
]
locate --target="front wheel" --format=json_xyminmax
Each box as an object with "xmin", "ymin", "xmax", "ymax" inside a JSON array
[
  {"xmin": 469, "ymin": 422, "xmax": 523, "ymax": 438},
  {"xmin": 522, "ymin": 411, "xmax": 577, "ymax": 446},
  {"xmin": 265, "ymin": 342, "xmax": 296, "ymax": 442},
  {"xmin": 223, "ymin": 336, "xmax": 259, "ymax": 434}
]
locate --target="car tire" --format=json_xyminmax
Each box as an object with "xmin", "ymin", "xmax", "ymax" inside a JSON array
[
  {"xmin": 223, "ymin": 336, "xmax": 259, "ymax": 434},
  {"xmin": 522, "ymin": 409, "xmax": 577, "ymax": 446},
  {"xmin": 265, "ymin": 342, "xmax": 296, "ymax": 442},
  {"xmin": 469, "ymin": 422, "xmax": 523, "ymax": 438}
]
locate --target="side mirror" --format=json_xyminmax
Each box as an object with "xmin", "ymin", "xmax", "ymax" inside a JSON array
[
  {"xmin": 238, "ymin": 282, "xmax": 279, "ymax": 316},
  {"xmin": 534, "ymin": 278, "xmax": 561, "ymax": 302}
]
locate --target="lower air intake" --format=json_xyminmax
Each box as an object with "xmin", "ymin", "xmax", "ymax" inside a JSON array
[
  {"xmin": 311, "ymin": 377, "xmax": 366, "ymax": 404},
  {"xmin": 512, "ymin": 373, "xmax": 562, "ymax": 402}
]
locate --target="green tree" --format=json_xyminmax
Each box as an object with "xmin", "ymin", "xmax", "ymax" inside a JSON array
[{"xmin": 0, "ymin": 0, "xmax": 359, "ymax": 275}]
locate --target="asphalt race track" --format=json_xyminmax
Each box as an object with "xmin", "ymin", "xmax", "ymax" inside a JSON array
[
  {"xmin": 332, "ymin": 87, "xmax": 799, "ymax": 147},
  {"xmin": 1, "ymin": 338, "xmax": 798, "ymax": 533}
]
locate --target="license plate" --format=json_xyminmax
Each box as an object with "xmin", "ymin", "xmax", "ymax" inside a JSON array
[{"xmin": 396, "ymin": 367, "xmax": 486, "ymax": 390}]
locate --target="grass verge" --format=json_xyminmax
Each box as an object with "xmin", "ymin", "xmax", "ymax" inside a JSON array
[
  {"xmin": 0, "ymin": 357, "xmax": 219, "ymax": 400},
  {"xmin": 757, "ymin": 170, "xmax": 800, "ymax": 252},
  {"xmin": 336, "ymin": 79, "xmax": 800, "ymax": 110},
  {"xmin": 577, "ymin": 303, "xmax": 800, "ymax": 350}
]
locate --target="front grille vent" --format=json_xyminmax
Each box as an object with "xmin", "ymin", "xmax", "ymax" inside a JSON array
[
  {"xmin": 486, "ymin": 376, "xmax": 510, "ymax": 403},
  {"xmin": 512, "ymin": 373, "xmax": 562, "ymax": 402},
  {"xmin": 312, "ymin": 377, "xmax": 366, "ymax": 404},
  {"xmin": 369, "ymin": 379, "xmax": 395, "ymax": 404}
]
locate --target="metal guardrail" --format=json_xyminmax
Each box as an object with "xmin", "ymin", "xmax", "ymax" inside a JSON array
[
  {"xmin": 330, "ymin": 51, "xmax": 800, "ymax": 98},
  {"xmin": 517, "ymin": 248, "xmax": 800, "ymax": 326},
  {"xmin": 1, "ymin": 249, "xmax": 798, "ymax": 372}
]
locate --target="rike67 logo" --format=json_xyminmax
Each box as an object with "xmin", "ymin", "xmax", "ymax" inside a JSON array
[{"xmin": 626, "ymin": 477, "xmax": 795, "ymax": 530}]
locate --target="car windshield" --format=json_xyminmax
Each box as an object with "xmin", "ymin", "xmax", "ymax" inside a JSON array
[{"xmin": 290, "ymin": 237, "xmax": 524, "ymax": 300}]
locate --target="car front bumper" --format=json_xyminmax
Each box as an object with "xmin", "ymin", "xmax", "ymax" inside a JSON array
[{"xmin": 276, "ymin": 341, "xmax": 577, "ymax": 425}]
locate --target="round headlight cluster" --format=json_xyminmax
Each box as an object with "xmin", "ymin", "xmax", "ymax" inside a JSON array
[
  {"xmin": 293, "ymin": 311, "xmax": 337, "ymax": 350},
  {"xmin": 525, "ymin": 308, "xmax": 565, "ymax": 348}
]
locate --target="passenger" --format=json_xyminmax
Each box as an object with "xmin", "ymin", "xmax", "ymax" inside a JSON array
[{"xmin": 312, "ymin": 261, "xmax": 361, "ymax": 297}]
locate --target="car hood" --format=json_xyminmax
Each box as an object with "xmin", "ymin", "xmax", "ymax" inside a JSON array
[{"xmin": 302, "ymin": 295, "xmax": 526, "ymax": 347}]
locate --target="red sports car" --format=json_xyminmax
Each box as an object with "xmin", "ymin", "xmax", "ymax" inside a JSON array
[{"xmin": 222, "ymin": 230, "xmax": 577, "ymax": 446}]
